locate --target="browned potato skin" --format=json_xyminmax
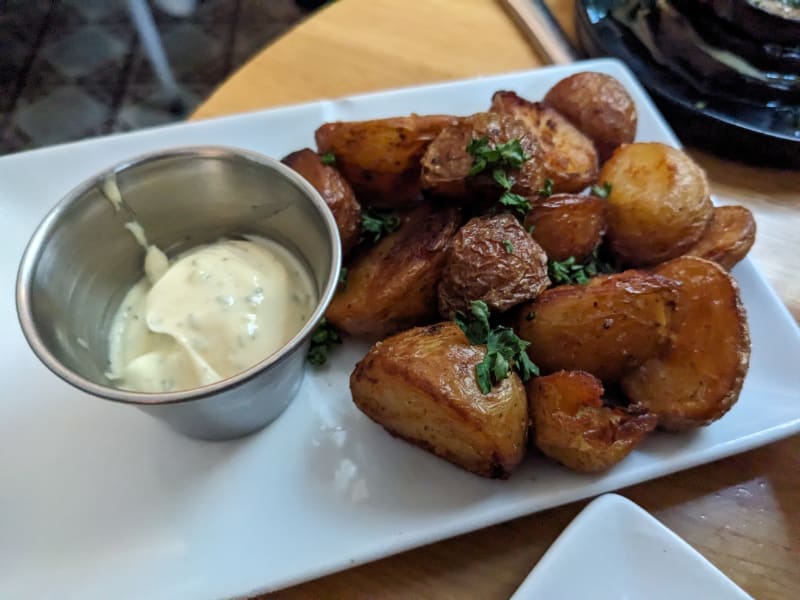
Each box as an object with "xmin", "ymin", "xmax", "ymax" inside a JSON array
[
  {"xmin": 490, "ymin": 91, "xmax": 599, "ymax": 193},
  {"xmin": 315, "ymin": 114, "xmax": 458, "ymax": 208},
  {"xmin": 351, "ymin": 322, "xmax": 528, "ymax": 478},
  {"xmin": 420, "ymin": 111, "xmax": 546, "ymax": 200},
  {"xmin": 523, "ymin": 194, "xmax": 607, "ymax": 262},
  {"xmin": 528, "ymin": 370, "xmax": 657, "ymax": 472},
  {"xmin": 438, "ymin": 214, "xmax": 550, "ymax": 317},
  {"xmin": 282, "ymin": 148, "xmax": 362, "ymax": 257},
  {"xmin": 684, "ymin": 205, "xmax": 756, "ymax": 270},
  {"xmin": 326, "ymin": 204, "xmax": 461, "ymax": 338},
  {"xmin": 600, "ymin": 143, "xmax": 713, "ymax": 266},
  {"xmin": 543, "ymin": 72, "xmax": 637, "ymax": 162},
  {"xmin": 516, "ymin": 270, "xmax": 678, "ymax": 382},
  {"xmin": 621, "ymin": 257, "xmax": 750, "ymax": 431}
]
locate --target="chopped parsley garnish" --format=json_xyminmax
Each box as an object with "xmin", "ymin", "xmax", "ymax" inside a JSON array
[
  {"xmin": 548, "ymin": 249, "xmax": 615, "ymax": 286},
  {"xmin": 503, "ymin": 240, "xmax": 514, "ymax": 254},
  {"xmin": 307, "ymin": 318, "xmax": 341, "ymax": 366},
  {"xmin": 361, "ymin": 209, "xmax": 400, "ymax": 242},
  {"xmin": 454, "ymin": 300, "xmax": 539, "ymax": 394},
  {"xmin": 467, "ymin": 137, "xmax": 532, "ymax": 217},
  {"xmin": 467, "ymin": 137, "xmax": 529, "ymax": 176},
  {"xmin": 590, "ymin": 181, "xmax": 612, "ymax": 199},
  {"xmin": 320, "ymin": 151, "xmax": 336, "ymax": 165},
  {"xmin": 527, "ymin": 224, "xmax": 535, "ymax": 234},
  {"xmin": 337, "ymin": 267, "xmax": 348, "ymax": 290},
  {"xmin": 538, "ymin": 178, "xmax": 554, "ymax": 198}
]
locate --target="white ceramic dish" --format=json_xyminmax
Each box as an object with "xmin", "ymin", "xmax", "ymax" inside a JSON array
[
  {"xmin": 510, "ymin": 494, "xmax": 753, "ymax": 600},
  {"xmin": 1, "ymin": 59, "xmax": 798, "ymax": 599}
]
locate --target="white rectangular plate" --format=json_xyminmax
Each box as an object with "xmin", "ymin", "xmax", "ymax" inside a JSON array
[
  {"xmin": 1, "ymin": 59, "xmax": 798, "ymax": 599},
  {"xmin": 511, "ymin": 494, "xmax": 752, "ymax": 600}
]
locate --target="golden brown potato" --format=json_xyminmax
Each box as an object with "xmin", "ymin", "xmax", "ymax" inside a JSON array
[
  {"xmin": 516, "ymin": 270, "xmax": 678, "ymax": 382},
  {"xmin": 523, "ymin": 194, "xmax": 606, "ymax": 262},
  {"xmin": 351, "ymin": 322, "xmax": 528, "ymax": 478},
  {"xmin": 528, "ymin": 370, "xmax": 657, "ymax": 472},
  {"xmin": 326, "ymin": 204, "xmax": 460, "ymax": 337},
  {"xmin": 438, "ymin": 214, "xmax": 550, "ymax": 317},
  {"xmin": 600, "ymin": 143, "xmax": 713, "ymax": 266},
  {"xmin": 490, "ymin": 91, "xmax": 598, "ymax": 193},
  {"xmin": 621, "ymin": 257, "xmax": 750, "ymax": 431},
  {"xmin": 315, "ymin": 114, "xmax": 457, "ymax": 208},
  {"xmin": 420, "ymin": 111, "xmax": 546, "ymax": 200},
  {"xmin": 684, "ymin": 205, "xmax": 756, "ymax": 270},
  {"xmin": 543, "ymin": 72, "xmax": 637, "ymax": 162},
  {"xmin": 282, "ymin": 148, "xmax": 362, "ymax": 257}
]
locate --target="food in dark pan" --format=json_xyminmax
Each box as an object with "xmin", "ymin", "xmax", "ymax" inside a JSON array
[
  {"xmin": 684, "ymin": 205, "xmax": 756, "ymax": 270},
  {"xmin": 325, "ymin": 203, "xmax": 460, "ymax": 338},
  {"xmin": 600, "ymin": 142, "xmax": 713, "ymax": 267},
  {"xmin": 527, "ymin": 370, "xmax": 657, "ymax": 472},
  {"xmin": 437, "ymin": 213, "xmax": 549, "ymax": 317},
  {"xmin": 350, "ymin": 322, "xmax": 528, "ymax": 478},
  {"xmin": 282, "ymin": 148, "xmax": 362, "ymax": 257},
  {"xmin": 543, "ymin": 71, "xmax": 637, "ymax": 162},
  {"xmin": 301, "ymin": 70, "xmax": 755, "ymax": 478},
  {"xmin": 420, "ymin": 111, "xmax": 545, "ymax": 200},
  {"xmin": 523, "ymin": 194, "xmax": 606, "ymax": 262},
  {"xmin": 516, "ymin": 270, "xmax": 679, "ymax": 383},
  {"xmin": 315, "ymin": 114, "xmax": 458, "ymax": 208},
  {"xmin": 490, "ymin": 90, "xmax": 599, "ymax": 193},
  {"xmin": 621, "ymin": 256, "xmax": 750, "ymax": 432}
]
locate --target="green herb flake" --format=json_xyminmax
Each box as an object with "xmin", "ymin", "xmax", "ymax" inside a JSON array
[
  {"xmin": 453, "ymin": 300, "xmax": 540, "ymax": 394},
  {"xmin": 499, "ymin": 190, "xmax": 531, "ymax": 216},
  {"xmin": 538, "ymin": 178, "xmax": 554, "ymax": 198},
  {"xmin": 590, "ymin": 181, "xmax": 612, "ymax": 199},
  {"xmin": 306, "ymin": 318, "xmax": 342, "ymax": 366},
  {"xmin": 503, "ymin": 240, "xmax": 514, "ymax": 254},
  {"xmin": 467, "ymin": 137, "xmax": 529, "ymax": 176},
  {"xmin": 337, "ymin": 267, "xmax": 348, "ymax": 290},
  {"xmin": 527, "ymin": 224, "xmax": 535, "ymax": 235},
  {"xmin": 320, "ymin": 151, "xmax": 336, "ymax": 165},
  {"xmin": 361, "ymin": 209, "xmax": 400, "ymax": 242},
  {"xmin": 548, "ymin": 249, "xmax": 615, "ymax": 286}
]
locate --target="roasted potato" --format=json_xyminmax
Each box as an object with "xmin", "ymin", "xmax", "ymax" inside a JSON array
[
  {"xmin": 282, "ymin": 148, "xmax": 362, "ymax": 257},
  {"xmin": 517, "ymin": 270, "xmax": 678, "ymax": 382},
  {"xmin": 420, "ymin": 111, "xmax": 546, "ymax": 200},
  {"xmin": 528, "ymin": 370, "xmax": 657, "ymax": 472},
  {"xmin": 315, "ymin": 114, "xmax": 457, "ymax": 208},
  {"xmin": 351, "ymin": 322, "xmax": 528, "ymax": 478},
  {"xmin": 490, "ymin": 91, "xmax": 598, "ymax": 193},
  {"xmin": 600, "ymin": 143, "xmax": 713, "ymax": 266},
  {"xmin": 523, "ymin": 194, "xmax": 606, "ymax": 262},
  {"xmin": 438, "ymin": 214, "xmax": 550, "ymax": 317},
  {"xmin": 621, "ymin": 257, "xmax": 750, "ymax": 431},
  {"xmin": 326, "ymin": 204, "xmax": 460, "ymax": 337},
  {"xmin": 684, "ymin": 205, "xmax": 756, "ymax": 270},
  {"xmin": 543, "ymin": 72, "xmax": 637, "ymax": 162}
]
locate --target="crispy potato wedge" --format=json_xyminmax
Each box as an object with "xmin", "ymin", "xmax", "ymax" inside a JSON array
[
  {"xmin": 420, "ymin": 111, "xmax": 546, "ymax": 200},
  {"xmin": 684, "ymin": 205, "xmax": 756, "ymax": 270},
  {"xmin": 600, "ymin": 143, "xmax": 713, "ymax": 266},
  {"xmin": 523, "ymin": 194, "xmax": 607, "ymax": 262},
  {"xmin": 516, "ymin": 270, "xmax": 678, "ymax": 382},
  {"xmin": 621, "ymin": 257, "xmax": 750, "ymax": 431},
  {"xmin": 326, "ymin": 204, "xmax": 460, "ymax": 337},
  {"xmin": 528, "ymin": 370, "xmax": 657, "ymax": 472},
  {"xmin": 438, "ymin": 214, "xmax": 550, "ymax": 316},
  {"xmin": 282, "ymin": 148, "xmax": 362, "ymax": 257},
  {"xmin": 543, "ymin": 72, "xmax": 637, "ymax": 162},
  {"xmin": 490, "ymin": 91, "xmax": 599, "ymax": 193},
  {"xmin": 315, "ymin": 114, "xmax": 457, "ymax": 208},
  {"xmin": 351, "ymin": 322, "xmax": 528, "ymax": 478}
]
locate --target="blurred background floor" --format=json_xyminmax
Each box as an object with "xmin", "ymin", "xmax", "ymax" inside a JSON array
[{"xmin": 0, "ymin": 0, "xmax": 314, "ymax": 155}]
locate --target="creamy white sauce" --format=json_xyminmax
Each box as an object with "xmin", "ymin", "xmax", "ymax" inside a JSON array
[{"xmin": 108, "ymin": 236, "xmax": 317, "ymax": 393}]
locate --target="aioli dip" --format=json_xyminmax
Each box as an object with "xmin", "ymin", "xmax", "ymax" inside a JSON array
[{"xmin": 108, "ymin": 236, "xmax": 317, "ymax": 393}]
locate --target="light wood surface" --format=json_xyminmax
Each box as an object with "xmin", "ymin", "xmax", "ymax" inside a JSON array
[{"xmin": 193, "ymin": 1, "xmax": 800, "ymax": 598}]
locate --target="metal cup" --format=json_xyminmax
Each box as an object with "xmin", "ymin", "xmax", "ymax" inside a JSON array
[{"xmin": 16, "ymin": 146, "xmax": 341, "ymax": 440}]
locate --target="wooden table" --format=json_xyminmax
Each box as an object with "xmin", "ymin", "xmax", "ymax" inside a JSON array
[{"xmin": 193, "ymin": 1, "xmax": 800, "ymax": 597}]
